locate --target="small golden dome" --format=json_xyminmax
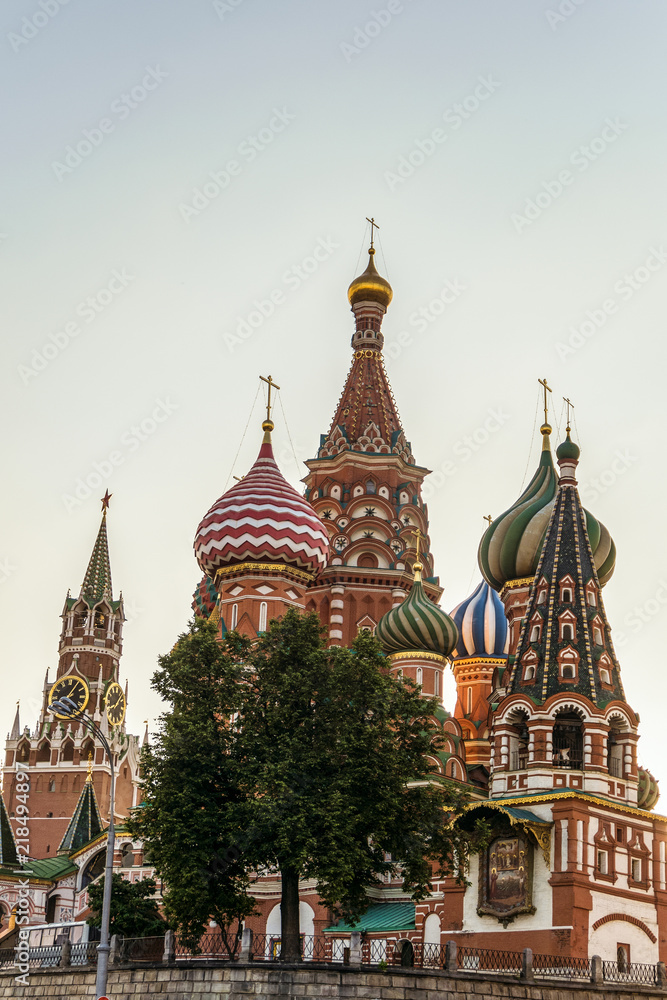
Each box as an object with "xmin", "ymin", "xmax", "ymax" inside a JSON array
[{"xmin": 347, "ymin": 249, "xmax": 393, "ymax": 309}]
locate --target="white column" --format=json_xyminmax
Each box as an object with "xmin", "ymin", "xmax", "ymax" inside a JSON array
[
  {"xmin": 560, "ymin": 819, "xmax": 568, "ymax": 872},
  {"xmin": 576, "ymin": 820, "xmax": 584, "ymax": 870}
]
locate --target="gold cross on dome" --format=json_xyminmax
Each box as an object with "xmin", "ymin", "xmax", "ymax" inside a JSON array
[
  {"xmin": 260, "ymin": 375, "xmax": 281, "ymax": 422},
  {"xmin": 483, "ymin": 514, "xmax": 493, "ymax": 526},
  {"xmin": 410, "ymin": 527, "xmax": 423, "ymax": 560},
  {"xmin": 366, "ymin": 217, "xmax": 380, "ymax": 249},
  {"xmin": 563, "ymin": 396, "xmax": 574, "ymax": 430},
  {"xmin": 538, "ymin": 377, "xmax": 552, "ymax": 425}
]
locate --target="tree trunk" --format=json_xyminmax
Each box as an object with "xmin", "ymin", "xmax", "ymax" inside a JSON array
[{"xmin": 280, "ymin": 865, "xmax": 301, "ymax": 962}]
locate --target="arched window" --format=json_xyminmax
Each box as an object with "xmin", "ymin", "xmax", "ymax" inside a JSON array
[
  {"xmin": 553, "ymin": 711, "xmax": 583, "ymax": 769},
  {"xmin": 17, "ymin": 742, "xmax": 30, "ymax": 764},
  {"xmin": 416, "ymin": 667, "xmax": 423, "ymax": 685},
  {"xmin": 61, "ymin": 740, "xmax": 74, "ymax": 762},
  {"xmin": 524, "ymin": 664, "xmax": 535, "ymax": 681},
  {"xmin": 593, "ymin": 626, "xmax": 603, "ymax": 645},
  {"xmin": 258, "ymin": 602, "xmax": 267, "ymax": 633},
  {"xmin": 94, "ymin": 610, "xmax": 106, "ymax": 630},
  {"xmin": 530, "ymin": 624, "xmax": 540, "ymax": 642},
  {"xmin": 537, "ymin": 588, "xmax": 547, "ymax": 605},
  {"xmin": 230, "ymin": 604, "xmax": 238, "ymax": 629},
  {"xmin": 466, "ymin": 687, "xmax": 473, "ymax": 714},
  {"xmin": 48, "ymin": 779, "xmax": 56, "ymax": 792},
  {"xmin": 562, "ymin": 623, "xmax": 574, "ymax": 642},
  {"xmin": 562, "ymin": 588, "xmax": 572, "ymax": 603},
  {"xmin": 37, "ymin": 741, "xmax": 50, "ymax": 764},
  {"xmin": 562, "ymin": 662, "xmax": 575, "ymax": 679},
  {"xmin": 434, "ymin": 671, "xmax": 440, "ymax": 696}
]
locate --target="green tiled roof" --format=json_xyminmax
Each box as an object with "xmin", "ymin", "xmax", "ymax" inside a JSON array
[
  {"xmin": 23, "ymin": 856, "xmax": 78, "ymax": 880},
  {"xmin": 0, "ymin": 794, "xmax": 18, "ymax": 866},
  {"xmin": 325, "ymin": 902, "xmax": 415, "ymax": 934}
]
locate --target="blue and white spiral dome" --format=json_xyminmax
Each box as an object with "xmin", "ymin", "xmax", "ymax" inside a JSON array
[{"xmin": 450, "ymin": 580, "xmax": 509, "ymax": 660}]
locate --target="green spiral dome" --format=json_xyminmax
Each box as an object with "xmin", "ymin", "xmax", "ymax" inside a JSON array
[
  {"xmin": 479, "ymin": 432, "xmax": 616, "ymax": 591},
  {"xmin": 376, "ymin": 577, "xmax": 458, "ymax": 658},
  {"xmin": 637, "ymin": 767, "xmax": 660, "ymax": 811}
]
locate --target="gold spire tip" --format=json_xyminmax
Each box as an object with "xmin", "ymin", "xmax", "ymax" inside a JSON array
[{"xmin": 86, "ymin": 751, "xmax": 93, "ymax": 783}]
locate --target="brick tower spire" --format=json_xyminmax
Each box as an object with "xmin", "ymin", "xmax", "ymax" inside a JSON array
[
  {"xmin": 2, "ymin": 497, "xmax": 142, "ymax": 859},
  {"xmin": 303, "ymin": 236, "xmax": 441, "ymax": 646}
]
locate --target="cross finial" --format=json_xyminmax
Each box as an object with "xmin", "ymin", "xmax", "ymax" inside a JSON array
[
  {"xmin": 538, "ymin": 377, "xmax": 552, "ymax": 425},
  {"xmin": 101, "ymin": 490, "xmax": 112, "ymax": 514},
  {"xmin": 483, "ymin": 514, "xmax": 493, "ymax": 527},
  {"xmin": 410, "ymin": 527, "xmax": 423, "ymax": 560},
  {"xmin": 259, "ymin": 375, "xmax": 281, "ymax": 423},
  {"xmin": 366, "ymin": 217, "xmax": 380, "ymax": 250},
  {"xmin": 86, "ymin": 751, "xmax": 94, "ymax": 783},
  {"xmin": 233, "ymin": 475, "xmax": 245, "ymax": 482},
  {"xmin": 563, "ymin": 396, "xmax": 574, "ymax": 431}
]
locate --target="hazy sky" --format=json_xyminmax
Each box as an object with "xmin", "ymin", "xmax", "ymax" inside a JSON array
[{"xmin": 3, "ymin": 1, "xmax": 667, "ymax": 801}]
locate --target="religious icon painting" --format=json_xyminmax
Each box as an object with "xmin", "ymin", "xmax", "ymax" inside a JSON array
[{"xmin": 478, "ymin": 827, "xmax": 535, "ymax": 921}]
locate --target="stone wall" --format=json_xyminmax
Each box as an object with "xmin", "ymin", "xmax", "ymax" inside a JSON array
[{"xmin": 1, "ymin": 961, "xmax": 666, "ymax": 999}]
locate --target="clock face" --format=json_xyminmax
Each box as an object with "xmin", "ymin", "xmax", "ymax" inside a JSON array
[
  {"xmin": 105, "ymin": 682, "xmax": 126, "ymax": 727},
  {"xmin": 48, "ymin": 676, "xmax": 90, "ymax": 719}
]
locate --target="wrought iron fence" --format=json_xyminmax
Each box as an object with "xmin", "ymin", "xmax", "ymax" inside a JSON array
[
  {"xmin": 0, "ymin": 949, "xmax": 15, "ymax": 969},
  {"xmin": 175, "ymin": 931, "xmax": 241, "ymax": 961},
  {"xmin": 71, "ymin": 940, "xmax": 99, "ymax": 966},
  {"xmin": 533, "ymin": 953, "xmax": 591, "ymax": 979},
  {"xmin": 361, "ymin": 937, "xmax": 390, "ymax": 965},
  {"xmin": 457, "ymin": 945, "xmax": 522, "ymax": 974},
  {"xmin": 120, "ymin": 936, "xmax": 164, "ymax": 963},
  {"xmin": 603, "ymin": 959, "xmax": 659, "ymax": 985}
]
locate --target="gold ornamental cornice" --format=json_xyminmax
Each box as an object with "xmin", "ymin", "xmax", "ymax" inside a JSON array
[
  {"xmin": 461, "ymin": 799, "xmax": 552, "ymax": 865},
  {"xmin": 215, "ymin": 563, "xmax": 313, "ymax": 584},
  {"xmin": 480, "ymin": 791, "xmax": 667, "ymax": 823},
  {"xmin": 389, "ymin": 650, "xmax": 448, "ymax": 665},
  {"xmin": 499, "ymin": 577, "xmax": 535, "ymax": 599}
]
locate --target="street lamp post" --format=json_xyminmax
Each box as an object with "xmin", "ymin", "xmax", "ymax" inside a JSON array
[{"xmin": 50, "ymin": 697, "xmax": 116, "ymax": 1000}]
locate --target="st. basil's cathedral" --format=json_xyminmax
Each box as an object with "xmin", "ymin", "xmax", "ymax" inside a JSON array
[{"xmin": 1, "ymin": 236, "xmax": 665, "ymax": 967}]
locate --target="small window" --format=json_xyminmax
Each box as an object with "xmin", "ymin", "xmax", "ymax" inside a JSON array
[
  {"xmin": 524, "ymin": 664, "xmax": 535, "ymax": 681},
  {"xmin": 616, "ymin": 827, "xmax": 624, "ymax": 843},
  {"xmin": 434, "ymin": 671, "xmax": 440, "ymax": 696},
  {"xmin": 597, "ymin": 850, "xmax": 608, "ymax": 875},
  {"xmin": 466, "ymin": 687, "xmax": 472, "ymax": 714},
  {"xmin": 537, "ymin": 588, "xmax": 547, "ymax": 605},
  {"xmin": 530, "ymin": 625, "xmax": 540, "ymax": 642},
  {"xmin": 48, "ymin": 779, "xmax": 56, "ymax": 793},
  {"xmin": 593, "ymin": 627, "xmax": 603, "ymax": 645},
  {"xmin": 631, "ymin": 858, "xmax": 642, "ymax": 882},
  {"xmin": 416, "ymin": 667, "xmax": 422, "ymax": 685},
  {"xmin": 587, "ymin": 590, "xmax": 597, "ymax": 607},
  {"xmin": 258, "ymin": 602, "xmax": 268, "ymax": 633},
  {"xmin": 562, "ymin": 588, "xmax": 572, "ymax": 603},
  {"xmin": 600, "ymin": 668, "xmax": 611, "ymax": 685},
  {"xmin": 230, "ymin": 604, "xmax": 238, "ymax": 629},
  {"xmin": 562, "ymin": 663, "xmax": 575, "ymax": 679},
  {"xmin": 562, "ymin": 624, "xmax": 574, "ymax": 641},
  {"xmin": 617, "ymin": 945, "xmax": 630, "ymax": 972}
]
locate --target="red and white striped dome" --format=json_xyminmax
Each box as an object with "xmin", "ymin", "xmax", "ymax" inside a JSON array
[{"xmin": 194, "ymin": 435, "xmax": 329, "ymax": 578}]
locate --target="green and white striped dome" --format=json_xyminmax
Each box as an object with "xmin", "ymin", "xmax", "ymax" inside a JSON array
[
  {"xmin": 376, "ymin": 576, "xmax": 458, "ymax": 659},
  {"xmin": 478, "ymin": 427, "xmax": 616, "ymax": 591}
]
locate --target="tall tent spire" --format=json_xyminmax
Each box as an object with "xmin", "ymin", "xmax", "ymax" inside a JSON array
[
  {"xmin": 0, "ymin": 795, "xmax": 19, "ymax": 867},
  {"xmin": 58, "ymin": 771, "xmax": 104, "ymax": 853},
  {"xmin": 508, "ymin": 430, "xmax": 624, "ymax": 707},
  {"xmin": 80, "ymin": 494, "xmax": 113, "ymax": 605},
  {"xmin": 10, "ymin": 703, "xmax": 20, "ymax": 740}
]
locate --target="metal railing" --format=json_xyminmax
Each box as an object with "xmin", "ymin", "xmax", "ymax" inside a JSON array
[
  {"xmin": 3, "ymin": 931, "xmax": 666, "ymax": 987},
  {"xmin": 603, "ymin": 958, "xmax": 660, "ymax": 985}
]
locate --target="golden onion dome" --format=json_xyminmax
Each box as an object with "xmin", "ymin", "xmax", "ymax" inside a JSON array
[{"xmin": 347, "ymin": 248, "xmax": 393, "ymax": 309}]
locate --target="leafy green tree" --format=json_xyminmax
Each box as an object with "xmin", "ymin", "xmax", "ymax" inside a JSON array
[
  {"xmin": 87, "ymin": 873, "xmax": 165, "ymax": 938},
  {"xmin": 131, "ymin": 610, "xmax": 485, "ymax": 961}
]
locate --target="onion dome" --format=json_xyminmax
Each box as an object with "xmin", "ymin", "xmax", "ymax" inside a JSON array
[
  {"xmin": 192, "ymin": 574, "xmax": 218, "ymax": 619},
  {"xmin": 194, "ymin": 421, "xmax": 329, "ymax": 578},
  {"xmin": 347, "ymin": 248, "xmax": 393, "ymax": 309},
  {"xmin": 637, "ymin": 767, "xmax": 660, "ymax": 811},
  {"xmin": 556, "ymin": 428, "xmax": 580, "ymax": 462},
  {"xmin": 450, "ymin": 580, "xmax": 509, "ymax": 660},
  {"xmin": 377, "ymin": 562, "xmax": 458, "ymax": 659},
  {"xmin": 479, "ymin": 425, "xmax": 558, "ymax": 591},
  {"xmin": 479, "ymin": 424, "xmax": 616, "ymax": 590}
]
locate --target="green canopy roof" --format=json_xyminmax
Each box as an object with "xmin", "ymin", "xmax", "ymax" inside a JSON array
[{"xmin": 325, "ymin": 902, "xmax": 415, "ymax": 934}]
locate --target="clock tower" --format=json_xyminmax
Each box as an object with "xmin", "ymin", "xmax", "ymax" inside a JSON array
[{"xmin": 2, "ymin": 496, "xmax": 141, "ymax": 859}]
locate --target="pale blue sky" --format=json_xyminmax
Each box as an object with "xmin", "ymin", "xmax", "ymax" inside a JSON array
[{"xmin": 3, "ymin": 0, "xmax": 667, "ymax": 798}]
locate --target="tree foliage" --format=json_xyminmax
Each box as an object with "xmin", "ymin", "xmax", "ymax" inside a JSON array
[
  {"xmin": 130, "ymin": 610, "xmax": 486, "ymax": 957},
  {"xmin": 87, "ymin": 873, "xmax": 166, "ymax": 938}
]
